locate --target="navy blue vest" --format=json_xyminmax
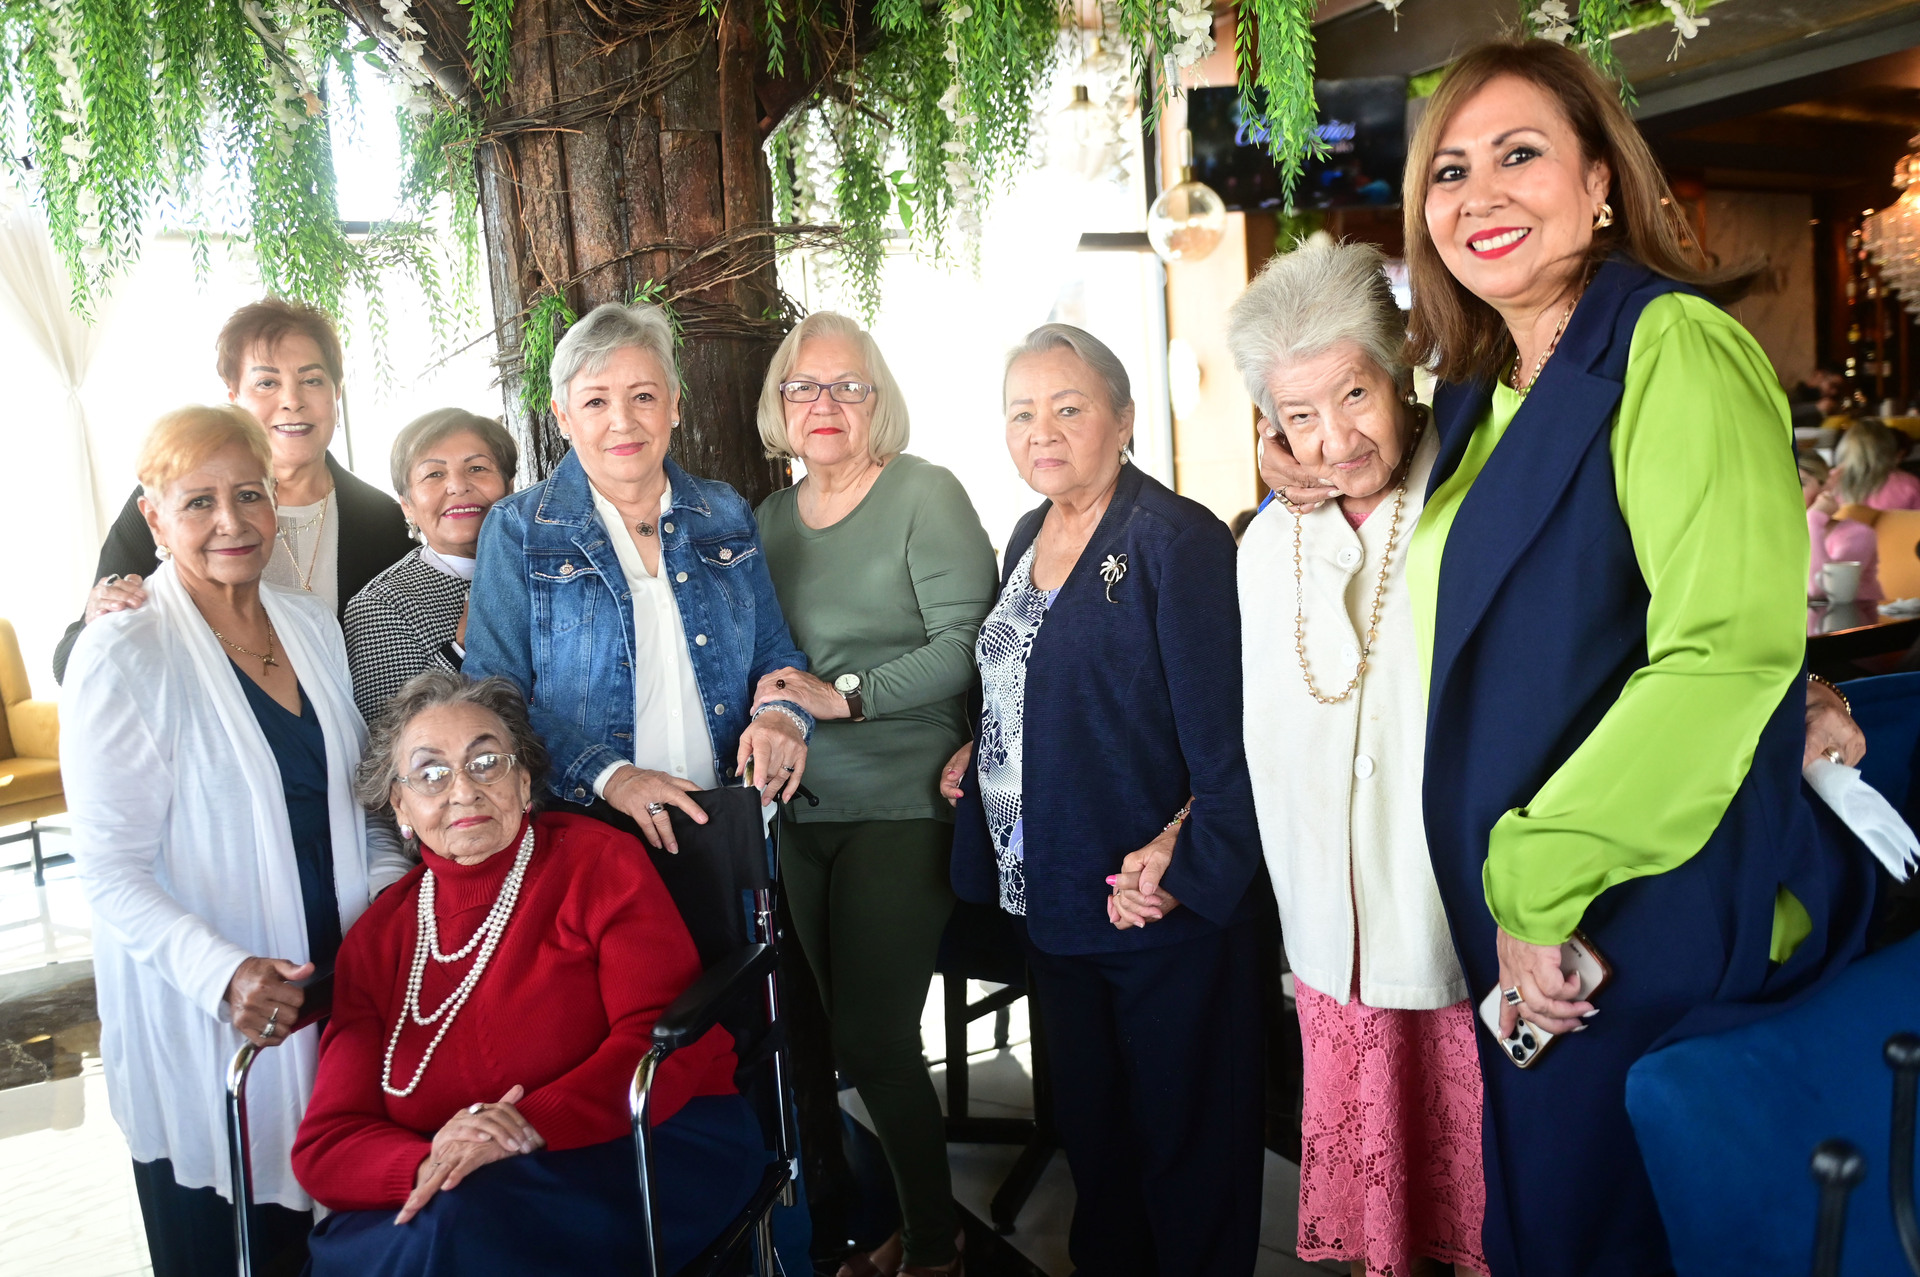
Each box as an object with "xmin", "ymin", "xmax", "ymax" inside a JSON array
[{"xmin": 1420, "ymin": 259, "xmax": 1875, "ymax": 1275}]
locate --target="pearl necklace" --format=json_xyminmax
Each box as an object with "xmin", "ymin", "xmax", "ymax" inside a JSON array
[
  {"xmin": 1290, "ymin": 415, "xmax": 1425, "ymax": 706},
  {"xmin": 380, "ymin": 823, "xmax": 535, "ymax": 1098}
]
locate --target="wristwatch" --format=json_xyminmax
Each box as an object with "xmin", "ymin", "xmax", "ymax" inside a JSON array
[{"xmin": 833, "ymin": 673, "xmax": 866, "ymax": 721}]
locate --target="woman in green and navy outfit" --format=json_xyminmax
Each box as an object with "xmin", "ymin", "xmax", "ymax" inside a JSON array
[
  {"xmin": 751, "ymin": 312, "xmax": 997, "ymax": 1277},
  {"xmin": 1400, "ymin": 42, "xmax": 1875, "ymax": 1276}
]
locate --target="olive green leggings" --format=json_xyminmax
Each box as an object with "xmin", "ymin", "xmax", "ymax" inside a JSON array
[{"xmin": 779, "ymin": 818, "xmax": 958, "ymax": 1268}]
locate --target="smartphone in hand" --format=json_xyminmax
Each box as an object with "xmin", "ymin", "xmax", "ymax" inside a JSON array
[{"xmin": 1477, "ymin": 931, "xmax": 1612, "ymax": 1069}]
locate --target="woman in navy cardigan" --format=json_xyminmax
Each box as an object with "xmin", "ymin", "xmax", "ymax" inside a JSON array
[{"xmin": 943, "ymin": 324, "xmax": 1265, "ymax": 1277}]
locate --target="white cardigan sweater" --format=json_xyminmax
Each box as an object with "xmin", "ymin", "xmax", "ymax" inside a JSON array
[
  {"xmin": 1239, "ymin": 428, "xmax": 1466, "ymax": 1011},
  {"xmin": 63, "ymin": 565, "xmax": 411, "ymax": 1209}
]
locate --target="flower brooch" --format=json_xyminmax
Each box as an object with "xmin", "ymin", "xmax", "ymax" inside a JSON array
[{"xmin": 1100, "ymin": 553, "xmax": 1128, "ymax": 603}]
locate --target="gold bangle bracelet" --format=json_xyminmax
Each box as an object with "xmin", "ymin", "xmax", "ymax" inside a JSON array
[{"xmin": 1809, "ymin": 672, "xmax": 1852, "ymax": 718}]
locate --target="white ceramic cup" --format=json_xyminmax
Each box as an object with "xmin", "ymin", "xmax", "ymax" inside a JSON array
[{"xmin": 1822, "ymin": 560, "xmax": 1863, "ymax": 605}]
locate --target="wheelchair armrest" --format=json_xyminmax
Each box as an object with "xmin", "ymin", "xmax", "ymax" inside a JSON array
[{"xmin": 652, "ymin": 943, "xmax": 775, "ymax": 1054}]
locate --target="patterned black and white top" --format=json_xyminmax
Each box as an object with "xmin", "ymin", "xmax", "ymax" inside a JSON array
[
  {"xmin": 975, "ymin": 544, "xmax": 1059, "ymax": 917},
  {"xmin": 343, "ymin": 547, "xmax": 470, "ymax": 724}
]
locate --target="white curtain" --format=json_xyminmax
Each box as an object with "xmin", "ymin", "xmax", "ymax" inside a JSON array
[{"xmin": 0, "ymin": 185, "xmax": 108, "ymax": 547}]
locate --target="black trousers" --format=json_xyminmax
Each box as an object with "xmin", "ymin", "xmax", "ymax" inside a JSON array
[
  {"xmin": 131, "ymin": 1157, "xmax": 311, "ymax": 1277},
  {"xmin": 1022, "ymin": 919, "xmax": 1264, "ymax": 1277}
]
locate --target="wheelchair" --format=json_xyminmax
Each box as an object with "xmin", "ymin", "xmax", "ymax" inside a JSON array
[{"xmin": 225, "ymin": 785, "xmax": 799, "ymax": 1277}]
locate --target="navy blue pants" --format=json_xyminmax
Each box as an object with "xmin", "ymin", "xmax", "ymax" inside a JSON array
[
  {"xmin": 132, "ymin": 1156, "xmax": 312, "ymax": 1277},
  {"xmin": 307, "ymin": 1095, "xmax": 771, "ymax": 1276},
  {"xmin": 1022, "ymin": 920, "xmax": 1264, "ymax": 1277}
]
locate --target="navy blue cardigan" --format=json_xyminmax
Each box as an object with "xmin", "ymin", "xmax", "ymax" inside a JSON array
[{"xmin": 951, "ymin": 464, "xmax": 1263, "ymax": 956}]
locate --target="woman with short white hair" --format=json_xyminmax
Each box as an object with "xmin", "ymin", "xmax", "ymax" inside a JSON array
[
  {"xmin": 1228, "ymin": 237, "xmax": 1489, "ymax": 1277},
  {"xmin": 748, "ymin": 311, "xmax": 996, "ymax": 1277},
  {"xmin": 464, "ymin": 302, "xmax": 815, "ymax": 845},
  {"xmin": 63, "ymin": 405, "xmax": 411, "ymax": 1276}
]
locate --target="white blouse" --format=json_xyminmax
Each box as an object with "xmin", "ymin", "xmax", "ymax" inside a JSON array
[
  {"xmin": 1239, "ymin": 427, "xmax": 1466, "ymax": 1011},
  {"xmin": 587, "ymin": 481, "xmax": 719, "ymax": 795},
  {"xmin": 62, "ymin": 565, "xmax": 411, "ymax": 1209},
  {"xmin": 264, "ymin": 488, "xmax": 341, "ymax": 613}
]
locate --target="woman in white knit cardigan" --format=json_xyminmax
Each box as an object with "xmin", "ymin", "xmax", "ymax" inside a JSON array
[{"xmin": 1227, "ymin": 238, "xmax": 1488, "ymax": 1277}]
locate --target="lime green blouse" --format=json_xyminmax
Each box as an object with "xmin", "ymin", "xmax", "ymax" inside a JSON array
[{"xmin": 1406, "ymin": 293, "xmax": 1811, "ymax": 955}]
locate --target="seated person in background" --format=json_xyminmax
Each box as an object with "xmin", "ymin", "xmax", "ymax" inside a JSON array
[
  {"xmin": 294, "ymin": 672, "xmax": 763, "ymax": 1276},
  {"xmin": 1801, "ymin": 452, "xmax": 1882, "ymax": 603},
  {"xmin": 1834, "ymin": 417, "xmax": 1920, "ymax": 511},
  {"xmin": 344, "ymin": 408, "xmax": 518, "ymax": 722}
]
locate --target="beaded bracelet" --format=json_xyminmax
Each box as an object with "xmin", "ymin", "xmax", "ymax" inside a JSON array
[
  {"xmin": 752, "ymin": 702, "xmax": 812, "ymax": 740},
  {"xmin": 1808, "ymin": 672, "xmax": 1852, "ymax": 718},
  {"xmin": 1163, "ymin": 801, "xmax": 1192, "ymax": 833}
]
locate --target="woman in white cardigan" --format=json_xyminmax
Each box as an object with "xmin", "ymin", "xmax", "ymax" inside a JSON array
[
  {"xmin": 1226, "ymin": 239, "xmax": 1487, "ymax": 1277},
  {"xmin": 63, "ymin": 405, "xmax": 410, "ymax": 1277}
]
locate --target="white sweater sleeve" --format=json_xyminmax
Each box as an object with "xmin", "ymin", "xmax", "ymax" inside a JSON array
[{"xmin": 65, "ymin": 648, "xmax": 252, "ymax": 1021}]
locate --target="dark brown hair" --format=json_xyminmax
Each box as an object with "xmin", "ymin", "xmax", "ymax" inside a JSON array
[
  {"xmin": 215, "ymin": 297, "xmax": 345, "ymax": 391},
  {"xmin": 1402, "ymin": 38, "xmax": 1757, "ymax": 385}
]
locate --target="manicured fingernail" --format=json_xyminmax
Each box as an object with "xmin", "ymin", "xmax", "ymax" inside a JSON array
[
  {"xmin": 1573, "ymin": 1024, "xmax": 1589, "ymax": 1033},
  {"xmin": 1105, "ymin": 875, "xmax": 1119, "ymax": 885},
  {"xmin": 1581, "ymin": 1009, "xmax": 1599, "ymax": 1018}
]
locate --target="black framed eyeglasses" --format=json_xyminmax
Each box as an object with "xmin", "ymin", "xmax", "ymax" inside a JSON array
[
  {"xmin": 396, "ymin": 752, "xmax": 519, "ymax": 797},
  {"xmin": 780, "ymin": 380, "xmax": 874, "ymax": 404}
]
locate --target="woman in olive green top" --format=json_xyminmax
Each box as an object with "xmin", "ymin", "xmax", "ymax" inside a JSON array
[{"xmin": 751, "ymin": 312, "xmax": 997, "ymax": 1277}]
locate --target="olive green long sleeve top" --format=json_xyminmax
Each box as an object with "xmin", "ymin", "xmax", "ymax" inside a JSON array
[
  {"xmin": 1407, "ymin": 293, "xmax": 1809, "ymax": 952},
  {"xmin": 757, "ymin": 453, "xmax": 998, "ymax": 824}
]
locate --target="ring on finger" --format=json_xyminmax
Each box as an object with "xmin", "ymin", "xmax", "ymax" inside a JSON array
[
  {"xmin": 1501, "ymin": 986, "xmax": 1522, "ymax": 1006},
  {"xmin": 103, "ymin": 574, "xmax": 122, "ymax": 586},
  {"xmin": 468, "ymin": 1102, "xmax": 484, "ymax": 1115},
  {"xmin": 1823, "ymin": 746, "xmax": 1844, "ymax": 764},
  {"xmin": 261, "ymin": 1021, "xmax": 277, "ymax": 1038},
  {"xmin": 645, "ymin": 802, "xmax": 667, "ymax": 815}
]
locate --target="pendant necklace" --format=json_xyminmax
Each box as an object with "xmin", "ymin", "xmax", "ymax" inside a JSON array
[
  {"xmin": 214, "ymin": 618, "xmax": 281, "ymax": 674},
  {"xmin": 634, "ymin": 519, "xmax": 655, "ymax": 538},
  {"xmin": 276, "ymin": 490, "xmax": 330, "ymax": 592}
]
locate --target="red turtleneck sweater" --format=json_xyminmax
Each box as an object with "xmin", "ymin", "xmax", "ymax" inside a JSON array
[{"xmin": 292, "ymin": 811, "xmax": 738, "ymax": 1212}]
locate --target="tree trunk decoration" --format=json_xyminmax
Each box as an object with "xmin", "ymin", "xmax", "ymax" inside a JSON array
[{"xmin": 343, "ymin": 0, "xmax": 819, "ymax": 499}]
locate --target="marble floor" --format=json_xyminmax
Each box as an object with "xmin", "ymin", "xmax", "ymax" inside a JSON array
[{"xmin": 0, "ymin": 822, "xmax": 1336, "ymax": 1277}]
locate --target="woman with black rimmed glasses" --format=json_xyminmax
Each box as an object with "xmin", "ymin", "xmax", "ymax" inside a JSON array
[{"xmin": 750, "ymin": 312, "xmax": 997, "ymax": 1277}]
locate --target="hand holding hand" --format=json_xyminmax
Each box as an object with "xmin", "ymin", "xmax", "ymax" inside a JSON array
[
  {"xmin": 1259, "ymin": 422, "xmax": 1338, "ymax": 514},
  {"xmin": 1494, "ymin": 928, "xmax": 1593, "ymax": 1037},
  {"xmin": 736, "ymin": 710, "xmax": 808, "ymax": 806},
  {"xmin": 225, "ymin": 957, "xmax": 313, "ymax": 1047},
  {"xmin": 397, "ymin": 1086, "xmax": 545, "ymax": 1225},
  {"xmin": 84, "ymin": 573, "xmax": 148, "ymax": 624},
  {"xmin": 603, "ymin": 766, "xmax": 705, "ymax": 854},
  {"xmin": 940, "ymin": 741, "xmax": 973, "ymax": 805},
  {"xmin": 1106, "ymin": 828, "xmax": 1181, "ymax": 930},
  {"xmin": 1804, "ymin": 678, "xmax": 1866, "ymax": 769},
  {"xmin": 752, "ymin": 667, "xmax": 848, "ymax": 721}
]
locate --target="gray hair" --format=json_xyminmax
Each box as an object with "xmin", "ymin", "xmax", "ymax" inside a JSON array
[
  {"xmin": 354, "ymin": 671, "xmax": 551, "ymax": 815},
  {"xmin": 1226, "ymin": 236, "xmax": 1409, "ymax": 423},
  {"xmin": 1004, "ymin": 323, "xmax": 1134, "ymax": 416},
  {"xmin": 756, "ymin": 312, "xmax": 911, "ymax": 462},
  {"xmin": 388, "ymin": 407, "xmax": 520, "ymax": 497},
  {"xmin": 1835, "ymin": 418, "xmax": 1904, "ymax": 506},
  {"xmin": 549, "ymin": 302, "xmax": 679, "ymax": 409}
]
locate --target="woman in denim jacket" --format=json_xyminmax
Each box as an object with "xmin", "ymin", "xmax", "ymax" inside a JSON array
[{"xmin": 465, "ymin": 302, "xmax": 815, "ymax": 847}]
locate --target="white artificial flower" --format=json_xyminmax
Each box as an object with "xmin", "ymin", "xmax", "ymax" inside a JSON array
[{"xmin": 1532, "ymin": 0, "xmax": 1576, "ymax": 44}]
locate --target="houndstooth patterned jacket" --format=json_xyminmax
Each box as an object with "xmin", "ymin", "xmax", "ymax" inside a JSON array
[{"xmin": 343, "ymin": 548, "xmax": 469, "ymax": 724}]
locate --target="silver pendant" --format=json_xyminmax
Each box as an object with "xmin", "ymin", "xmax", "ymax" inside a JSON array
[{"xmin": 1100, "ymin": 553, "xmax": 1128, "ymax": 602}]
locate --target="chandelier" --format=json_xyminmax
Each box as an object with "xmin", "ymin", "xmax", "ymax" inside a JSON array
[{"xmin": 1862, "ymin": 134, "xmax": 1920, "ymax": 314}]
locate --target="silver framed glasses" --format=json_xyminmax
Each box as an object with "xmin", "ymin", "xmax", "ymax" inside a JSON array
[
  {"xmin": 396, "ymin": 752, "xmax": 519, "ymax": 797},
  {"xmin": 779, "ymin": 380, "xmax": 874, "ymax": 404}
]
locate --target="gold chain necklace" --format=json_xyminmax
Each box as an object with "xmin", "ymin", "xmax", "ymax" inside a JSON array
[
  {"xmin": 1290, "ymin": 415, "xmax": 1424, "ymax": 705},
  {"xmin": 1508, "ymin": 280, "xmax": 1587, "ymax": 396},
  {"xmin": 276, "ymin": 492, "xmax": 329, "ymax": 592},
  {"xmin": 214, "ymin": 618, "xmax": 281, "ymax": 675}
]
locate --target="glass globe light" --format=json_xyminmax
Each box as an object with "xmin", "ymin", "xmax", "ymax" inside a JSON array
[{"xmin": 1147, "ymin": 130, "xmax": 1227, "ymax": 262}]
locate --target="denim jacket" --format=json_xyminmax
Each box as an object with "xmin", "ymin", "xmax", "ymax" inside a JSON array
[{"xmin": 465, "ymin": 452, "xmax": 814, "ymax": 806}]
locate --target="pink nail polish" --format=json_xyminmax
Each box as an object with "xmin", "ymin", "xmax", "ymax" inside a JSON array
[{"xmin": 1105, "ymin": 875, "xmax": 1119, "ymax": 885}]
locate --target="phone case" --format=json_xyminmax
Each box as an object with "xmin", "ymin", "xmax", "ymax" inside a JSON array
[{"xmin": 1478, "ymin": 930, "xmax": 1611, "ymax": 1069}]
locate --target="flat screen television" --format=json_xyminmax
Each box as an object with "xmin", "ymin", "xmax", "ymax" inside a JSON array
[{"xmin": 1186, "ymin": 77, "xmax": 1408, "ymax": 211}]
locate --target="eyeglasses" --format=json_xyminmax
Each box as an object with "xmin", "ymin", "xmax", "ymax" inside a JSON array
[
  {"xmin": 396, "ymin": 752, "xmax": 519, "ymax": 797},
  {"xmin": 779, "ymin": 380, "xmax": 874, "ymax": 404}
]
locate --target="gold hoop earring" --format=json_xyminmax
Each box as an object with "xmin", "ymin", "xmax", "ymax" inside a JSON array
[{"xmin": 1593, "ymin": 202, "xmax": 1614, "ymax": 230}]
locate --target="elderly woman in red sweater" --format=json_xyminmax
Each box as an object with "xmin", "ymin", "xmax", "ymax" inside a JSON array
[{"xmin": 292, "ymin": 672, "xmax": 760, "ymax": 1275}]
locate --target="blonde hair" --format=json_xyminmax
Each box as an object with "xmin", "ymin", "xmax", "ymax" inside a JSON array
[
  {"xmin": 136, "ymin": 405, "xmax": 275, "ymax": 500},
  {"xmin": 1403, "ymin": 38, "xmax": 1756, "ymax": 385},
  {"xmin": 756, "ymin": 312, "xmax": 910, "ymax": 462},
  {"xmin": 1835, "ymin": 419, "xmax": 1905, "ymax": 506}
]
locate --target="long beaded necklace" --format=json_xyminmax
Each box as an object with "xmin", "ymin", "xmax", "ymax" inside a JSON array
[
  {"xmin": 1291, "ymin": 413, "xmax": 1425, "ymax": 705},
  {"xmin": 380, "ymin": 822, "xmax": 535, "ymax": 1098},
  {"xmin": 276, "ymin": 493, "xmax": 330, "ymax": 593}
]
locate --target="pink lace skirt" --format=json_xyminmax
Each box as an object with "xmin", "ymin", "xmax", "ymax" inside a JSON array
[{"xmin": 1294, "ymin": 979, "xmax": 1488, "ymax": 1276}]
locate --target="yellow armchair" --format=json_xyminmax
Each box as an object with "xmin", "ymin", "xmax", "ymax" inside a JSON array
[{"xmin": 0, "ymin": 618, "xmax": 69, "ymax": 884}]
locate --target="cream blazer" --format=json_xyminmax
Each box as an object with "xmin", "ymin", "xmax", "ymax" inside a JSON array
[
  {"xmin": 63, "ymin": 565, "xmax": 411, "ymax": 1209},
  {"xmin": 1239, "ymin": 427, "xmax": 1466, "ymax": 1010}
]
